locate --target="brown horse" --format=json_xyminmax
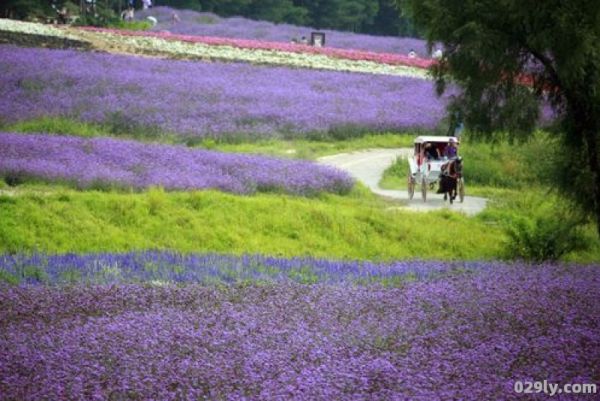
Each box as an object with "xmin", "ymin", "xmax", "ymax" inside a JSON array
[{"xmin": 438, "ymin": 158, "xmax": 462, "ymax": 203}]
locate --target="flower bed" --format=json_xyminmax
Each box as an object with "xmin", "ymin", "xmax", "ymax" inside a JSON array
[
  {"xmin": 78, "ymin": 25, "xmax": 434, "ymax": 70},
  {"xmin": 138, "ymin": 7, "xmax": 432, "ymax": 57},
  {"xmin": 0, "ymin": 45, "xmax": 447, "ymax": 138},
  {"xmin": 0, "ymin": 18, "xmax": 80, "ymax": 39},
  {"xmin": 0, "ymin": 19, "xmax": 430, "ymax": 77},
  {"xmin": 0, "ymin": 262, "xmax": 598, "ymax": 400},
  {"xmin": 0, "ymin": 133, "xmax": 353, "ymax": 195},
  {"xmin": 0, "ymin": 251, "xmax": 489, "ymax": 285}
]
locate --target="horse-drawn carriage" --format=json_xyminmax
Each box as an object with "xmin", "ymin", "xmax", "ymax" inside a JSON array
[{"xmin": 407, "ymin": 136, "xmax": 464, "ymax": 203}]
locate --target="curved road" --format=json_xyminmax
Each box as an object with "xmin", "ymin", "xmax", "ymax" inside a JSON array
[{"xmin": 319, "ymin": 148, "xmax": 487, "ymax": 215}]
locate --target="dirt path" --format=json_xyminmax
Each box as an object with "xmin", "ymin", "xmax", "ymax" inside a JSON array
[{"xmin": 318, "ymin": 148, "xmax": 487, "ymax": 215}]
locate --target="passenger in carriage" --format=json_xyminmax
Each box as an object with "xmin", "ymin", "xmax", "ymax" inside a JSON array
[{"xmin": 423, "ymin": 142, "xmax": 440, "ymax": 160}]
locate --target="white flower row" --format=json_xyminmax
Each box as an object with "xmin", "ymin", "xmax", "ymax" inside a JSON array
[
  {"xmin": 0, "ymin": 18, "xmax": 430, "ymax": 78},
  {"xmin": 86, "ymin": 30, "xmax": 431, "ymax": 78},
  {"xmin": 0, "ymin": 18, "xmax": 80, "ymax": 40}
]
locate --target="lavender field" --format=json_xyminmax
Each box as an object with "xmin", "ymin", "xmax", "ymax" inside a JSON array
[
  {"xmin": 2, "ymin": 7, "xmax": 598, "ymax": 400},
  {"xmin": 1, "ymin": 261, "xmax": 598, "ymax": 400},
  {"xmin": 139, "ymin": 7, "xmax": 431, "ymax": 57},
  {"xmin": 0, "ymin": 251, "xmax": 493, "ymax": 285},
  {"xmin": 0, "ymin": 45, "xmax": 447, "ymax": 139},
  {"xmin": 0, "ymin": 132, "xmax": 352, "ymax": 195}
]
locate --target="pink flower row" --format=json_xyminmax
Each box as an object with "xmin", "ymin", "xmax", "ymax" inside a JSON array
[{"xmin": 77, "ymin": 26, "xmax": 435, "ymax": 69}]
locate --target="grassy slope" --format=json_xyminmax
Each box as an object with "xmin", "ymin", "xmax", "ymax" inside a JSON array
[
  {"xmin": 2, "ymin": 119, "xmax": 599, "ymax": 262},
  {"xmin": 0, "ymin": 184, "xmax": 503, "ymax": 261}
]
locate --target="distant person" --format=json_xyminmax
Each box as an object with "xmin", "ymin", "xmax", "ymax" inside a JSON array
[
  {"xmin": 171, "ymin": 12, "xmax": 180, "ymax": 24},
  {"xmin": 424, "ymin": 142, "xmax": 440, "ymax": 160},
  {"xmin": 57, "ymin": 7, "xmax": 69, "ymax": 24},
  {"xmin": 84, "ymin": 0, "xmax": 96, "ymax": 14},
  {"xmin": 142, "ymin": 0, "xmax": 151, "ymax": 10},
  {"xmin": 299, "ymin": 36, "xmax": 308, "ymax": 45},
  {"xmin": 408, "ymin": 49, "xmax": 417, "ymax": 58},
  {"xmin": 122, "ymin": 7, "xmax": 134, "ymax": 21}
]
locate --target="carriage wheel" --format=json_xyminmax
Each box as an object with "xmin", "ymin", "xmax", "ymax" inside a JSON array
[
  {"xmin": 407, "ymin": 174, "xmax": 415, "ymax": 200},
  {"xmin": 458, "ymin": 178, "xmax": 465, "ymax": 203},
  {"xmin": 421, "ymin": 178, "xmax": 427, "ymax": 202}
]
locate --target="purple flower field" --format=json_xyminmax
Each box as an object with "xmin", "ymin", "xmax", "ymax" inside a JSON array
[
  {"xmin": 0, "ymin": 251, "xmax": 492, "ymax": 285},
  {"xmin": 0, "ymin": 132, "xmax": 353, "ymax": 195},
  {"xmin": 0, "ymin": 45, "xmax": 447, "ymax": 139},
  {"xmin": 1, "ymin": 262, "xmax": 599, "ymax": 400},
  {"xmin": 139, "ymin": 7, "xmax": 431, "ymax": 57}
]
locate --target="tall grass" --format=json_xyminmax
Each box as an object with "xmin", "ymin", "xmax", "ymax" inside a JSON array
[{"xmin": 0, "ymin": 184, "xmax": 504, "ymax": 261}]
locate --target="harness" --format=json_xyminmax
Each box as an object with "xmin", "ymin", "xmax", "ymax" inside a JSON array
[{"xmin": 442, "ymin": 160, "xmax": 459, "ymax": 179}]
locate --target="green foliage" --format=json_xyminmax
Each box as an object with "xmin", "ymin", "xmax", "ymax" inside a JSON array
[
  {"xmin": 0, "ymin": 270, "xmax": 19, "ymax": 285},
  {"xmin": 59, "ymin": 269, "xmax": 82, "ymax": 284},
  {"xmin": 363, "ymin": 0, "xmax": 419, "ymax": 37},
  {"xmin": 302, "ymin": 0, "xmax": 379, "ymax": 32},
  {"xmin": 157, "ymin": 0, "xmax": 418, "ymax": 36},
  {"xmin": 496, "ymin": 194, "xmax": 590, "ymax": 262},
  {"xmin": 1, "ymin": 0, "xmax": 417, "ymax": 37},
  {"xmin": 504, "ymin": 212, "xmax": 588, "ymax": 263},
  {"xmin": 107, "ymin": 20, "xmax": 153, "ymax": 31},
  {"xmin": 287, "ymin": 265, "xmax": 319, "ymax": 284},
  {"xmin": 1, "ymin": 0, "xmax": 52, "ymax": 20},
  {"xmin": 14, "ymin": 264, "xmax": 50, "ymax": 283},
  {"xmin": 398, "ymin": 0, "xmax": 600, "ymax": 233},
  {"xmin": 0, "ymin": 185, "xmax": 504, "ymax": 261},
  {"xmin": 246, "ymin": 0, "xmax": 308, "ymax": 25},
  {"xmin": 163, "ymin": 0, "xmax": 203, "ymax": 12},
  {"xmin": 73, "ymin": 1, "xmax": 120, "ymax": 28},
  {"xmin": 3, "ymin": 116, "xmax": 106, "ymax": 137},
  {"xmin": 476, "ymin": 189, "xmax": 600, "ymax": 262},
  {"xmin": 147, "ymin": 187, "xmax": 168, "ymax": 216},
  {"xmin": 380, "ymin": 131, "xmax": 556, "ymax": 190}
]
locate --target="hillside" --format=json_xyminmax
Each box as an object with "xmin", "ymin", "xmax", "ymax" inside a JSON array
[{"xmin": 0, "ymin": 11, "xmax": 599, "ymax": 401}]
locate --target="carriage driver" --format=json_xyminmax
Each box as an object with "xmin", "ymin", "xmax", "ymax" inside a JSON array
[{"xmin": 444, "ymin": 137, "xmax": 459, "ymax": 159}]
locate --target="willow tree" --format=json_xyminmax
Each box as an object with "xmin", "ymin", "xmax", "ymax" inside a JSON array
[{"xmin": 398, "ymin": 0, "xmax": 600, "ymax": 231}]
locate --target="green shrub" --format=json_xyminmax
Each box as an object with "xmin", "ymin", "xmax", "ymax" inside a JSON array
[
  {"xmin": 108, "ymin": 20, "xmax": 153, "ymax": 31},
  {"xmin": 0, "ymin": 270, "xmax": 19, "ymax": 285},
  {"xmin": 504, "ymin": 209, "xmax": 589, "ymax": 262}
]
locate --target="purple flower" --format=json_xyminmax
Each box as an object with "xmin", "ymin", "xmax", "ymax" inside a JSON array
[
  {"xmin": 0, "ymin": 132, "xmax": 353, "ymax": 195},
  {"xmin": 138, "ymin": 7, "xmax": 433, "ymax": 57},
  {"xmin": 0, "ymin": 260, "xmax": 598, "ymax": 400},
  {"xmin": 0, "ymin": 45, "xmax": 449, "ymax": 139}
]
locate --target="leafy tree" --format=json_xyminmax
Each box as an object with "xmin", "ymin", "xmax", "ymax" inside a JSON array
[
  {"xmin": 292, "ymin": 0, "xmax": 378, "ymax": 31},
  {"xmin": 364, "ymin": 0, "xmax": 418, "ymax": 37},
  {"xmin": 398, "ymin": 0, "xmax": 600, "ymax": 233},
  {"xmin": 246, "ymin": 0, "xmax": 308, "ymax": 25},
  {"xmin": 193, "ymin": 0, "xmax": 251, "ymax": 15},
  {"xmin": 1, "ymin": 0, "xmax": 53, "ymax": 20}
]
